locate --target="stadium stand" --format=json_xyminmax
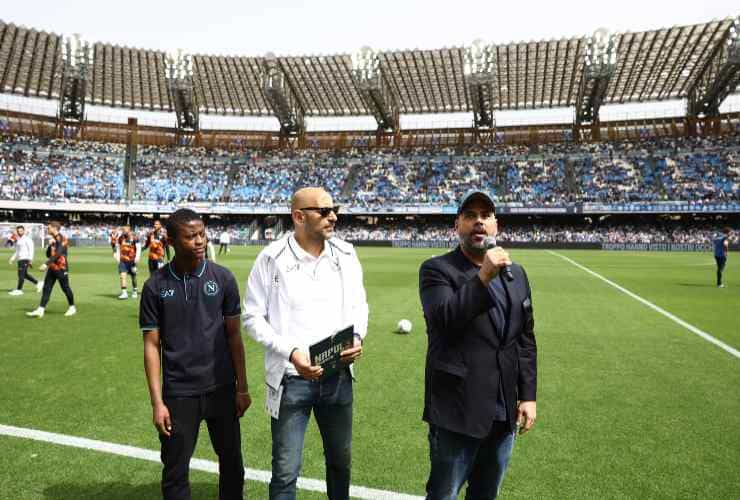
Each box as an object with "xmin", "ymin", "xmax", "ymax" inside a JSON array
[
  {"xmin": 2, "ymin": 133, "xmax": 736, "ymax": 205},
  {"xmin": 0, "ymin": 135, "xmax": 125, "ymax": 201},
  {"xmin": 0, "ymin": 16, "xmax": 738, "ymax": 251}
]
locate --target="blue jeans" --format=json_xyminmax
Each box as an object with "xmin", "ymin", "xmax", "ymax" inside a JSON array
[
  {"xmin": 269, "ymin": 369, "xmax": 353, "ymax": 500},
  {"xmin": 426, "ymin": 422, "xmax": 516, "ymax": 500}
]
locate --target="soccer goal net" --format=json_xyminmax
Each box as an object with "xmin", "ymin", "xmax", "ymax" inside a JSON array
[{"xmin": 0, "ymin": 222, "xmax": 46, "ymax": 249}]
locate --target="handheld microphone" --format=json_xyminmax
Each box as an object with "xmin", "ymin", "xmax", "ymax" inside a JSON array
[{"xmin": 483, "ymin": 236, "xmax": 514, "ymax": 282}]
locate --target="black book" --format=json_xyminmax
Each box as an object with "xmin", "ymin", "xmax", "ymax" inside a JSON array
[{"xmin": 309, "ymin": 325, "xmax": 354, "ymax": 379}]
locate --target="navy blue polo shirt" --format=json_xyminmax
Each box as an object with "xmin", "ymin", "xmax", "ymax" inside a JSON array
[
  {"xmin": 139, "ymin": 259, "xmax": 241, "ymax": 397},
  {"xmin": 713, "ymin": 235, "xmax": 727, "ymax": 258}
]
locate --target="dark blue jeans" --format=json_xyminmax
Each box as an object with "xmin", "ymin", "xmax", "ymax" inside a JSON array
[
  {"xmin": 426, "ymin": 422, "xmax": 516, "ymax": 500},
  {"xmin": 716, "ymin": 256, "xmax": 726, "ymax": 286},
  {"xmin": 269, "ymin": 369, "xmax": 353, "ymax": 500}
]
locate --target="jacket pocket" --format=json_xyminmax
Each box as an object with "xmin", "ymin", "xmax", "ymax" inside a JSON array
[
  {"xmin": 432, "ymin": 359, "xmax": 468, "ymax": 378},
  {"xmin": 430, "ymin": 359, "xmax": 467, "ymax": 420}
]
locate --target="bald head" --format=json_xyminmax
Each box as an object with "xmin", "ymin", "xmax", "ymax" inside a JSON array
[
  {"xmin": 291, "ymin": 187, "xmax": 332, "ymax": 211},
  {"xmin": 291, "ymin": 187, "xmax": 338, "ymax": 248}
]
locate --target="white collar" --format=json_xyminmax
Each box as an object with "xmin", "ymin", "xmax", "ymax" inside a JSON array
[{"xmin": 288, "ymin": 233, "xmax": 332, "ymax": 263}]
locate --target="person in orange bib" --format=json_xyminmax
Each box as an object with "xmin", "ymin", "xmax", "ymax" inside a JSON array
[
  {"xmin": 116, "ymin": 225, "xmax": 141, "ymax": 299},
  {"xmin": 26, "ymin": 221, "xmax": 76, "ymax": 318}
]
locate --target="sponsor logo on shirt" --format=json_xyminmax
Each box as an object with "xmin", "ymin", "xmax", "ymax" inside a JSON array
[{"xmin": 160, "ymin": 288, "xmax": 175, "ymax": 298}]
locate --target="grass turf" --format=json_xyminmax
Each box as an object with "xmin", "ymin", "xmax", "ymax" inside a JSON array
[{"xmin": 0, "ymin": 246, "xmax": 738, "ymax": 499}]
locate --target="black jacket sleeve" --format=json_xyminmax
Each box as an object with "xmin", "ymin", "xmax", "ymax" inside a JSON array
[
  {"xmin": 419, "ymin": 258, "xmax": 495, "ymax": 338},
  {"xmin": 517, "ymin": 266, "xmax": 537, "ymax": 401}
]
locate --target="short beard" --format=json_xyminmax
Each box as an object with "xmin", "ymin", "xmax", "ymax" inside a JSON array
[{"xmin": 460, "ymin": 234, "xmax": 486, "ymax": 255}]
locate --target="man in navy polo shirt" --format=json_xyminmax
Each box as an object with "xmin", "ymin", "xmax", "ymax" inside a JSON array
[{"xmin": 140, "ymin": 208, "xmax": 251, "ymax": 500}]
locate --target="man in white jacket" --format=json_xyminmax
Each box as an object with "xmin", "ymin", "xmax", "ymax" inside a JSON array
[
  {"xmin": 8, "ymin": 226, "xmax": 40, "ymax": 296},
  {"xmin": 243, "ymin": 187, "xmax": 368, "ymax": 500}
]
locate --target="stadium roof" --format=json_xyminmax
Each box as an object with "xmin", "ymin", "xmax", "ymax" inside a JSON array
[{"xmin": 0, "ymin": 17, "xmax": 737, "ymax": 117}]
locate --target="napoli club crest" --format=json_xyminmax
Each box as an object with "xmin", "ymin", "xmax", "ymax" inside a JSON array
[{"xmin": 204, "ymin": 280, "xmax": 219, "ymax": 296}]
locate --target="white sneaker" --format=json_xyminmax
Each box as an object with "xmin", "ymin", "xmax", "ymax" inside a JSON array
[
  {"xmin": 36, "ymin": 281, "xmax": 44, "ymax": 293},
  {"xmin": 64, "ymin": 306, "xmax": 77, "ymax": 317},
  {"xmin": 8, "ymin": 289, "xmax": 24, "ymax": 296},
  {"xmin": 118, "ymin": 291, "xmax": 128, "ymax": 299},
  {"xmin": 718, "ymin": 284, "xmax": 725, "ymax": 288},
  {"xmin": 26, "ymin": 307, "xmax": 44, "ymax": 318},
  {"xmin": 132, "ymin": 291, "xmax": 138, "ymax": 299}
]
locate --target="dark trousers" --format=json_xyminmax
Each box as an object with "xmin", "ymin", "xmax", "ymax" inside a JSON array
[
  {"xmin": 219, "ymin": 243, "xmax": 228, "ymax": 255},
  {"xmin": 17, "ymin": 260, "xmax": 38, "ymax": 289},
  {"xmin": 426, "ymin": 422, "xmax": 516, "ymax": 500},
  {"xmin": 160, "ymin": 384, "xmax": 244, "ymax": 500},
  {"xmin": 40, "ymin": 269, "xmax": 74, "ymax": 308},
  {"xmin": 716, "ymin": 256, "xmax": 727, "ymax": 286},
  {"xmin": 269, "ymin": 369, "xmax": 353, "ymax": 500}
]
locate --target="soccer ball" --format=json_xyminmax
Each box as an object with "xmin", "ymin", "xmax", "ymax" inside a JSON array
[{"xmin": 397, "ymin": 319, "xmax": 413, "ymax": 334}]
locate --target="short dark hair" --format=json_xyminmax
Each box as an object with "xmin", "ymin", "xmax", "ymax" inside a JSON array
[
  {"xmin": 166, "ymin": 208, "xmax": 202, "ymax": 240},
  {"xmin": 16, "ymin": 225, "xmax": 24, "ymax": 230},
  {"xmin": 48, "ymin": 221, "xmax": 62, "ymax": 231},
  {"xmin": 723, "ymin": 227, "xmax": 731, "ymax": 235}
]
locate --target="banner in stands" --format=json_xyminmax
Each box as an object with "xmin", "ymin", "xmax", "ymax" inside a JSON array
[
  {"xmin": 582, "ymin": 202, "xmax": 740, "ymax": 214},
  {"xmin": 602, "ymin": 243, "xmax": 713, "ymax": 252}
]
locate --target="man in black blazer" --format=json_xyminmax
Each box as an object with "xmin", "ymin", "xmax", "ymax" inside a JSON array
[{"xmin": 419, "ymin": 191, "xmax": 537, "ymax": 499}]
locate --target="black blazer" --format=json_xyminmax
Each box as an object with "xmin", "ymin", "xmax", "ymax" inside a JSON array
[{"xmin": 419, "ymin": 246, "xmax": 537, "ymax": 438}]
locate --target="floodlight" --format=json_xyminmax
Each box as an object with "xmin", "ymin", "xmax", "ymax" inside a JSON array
[
  {"xmin": 352, "ymin": 46, "xmax": 379, "ymax": 81},
  {"xmin": 464, "ymin": 39, "xmax": 496, "ymax": 77}
]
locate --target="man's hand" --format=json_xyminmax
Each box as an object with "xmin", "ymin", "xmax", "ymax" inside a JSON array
[
  {"xmin": 236, "ymin": 391, "xmax": 251, "ymax": 417},
  {"xmin": 290, "ymin": 350, "xmax": 323, "ymax": 380},
  {"xmin": 340, "ymin": 337, "xmax": 363, "ymax": 365},
  {"xmin": 39, "ymin": 263, "xmax": 47, "ymax": 272},
  {"xmin": 478, "ymin": 247, "xmax": 512, "ymax": 285},
  {"xmin": 153, "ymin": 402, "xmax": 172, "ymax": 437},
  {"xmin": 517, "ymin": 401, "xmax": 537, "ymax": 435}
]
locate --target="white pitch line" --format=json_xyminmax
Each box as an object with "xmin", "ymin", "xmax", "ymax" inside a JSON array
[
  {"xmin": 547, "ymin": 251, "xmax": 740, "ymax": 360},
  {"xmin": 0, "ymin": 424, "xmax": 423, "ymax": 500}
]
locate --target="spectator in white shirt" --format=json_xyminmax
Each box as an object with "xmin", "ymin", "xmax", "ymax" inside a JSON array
[
  {"xmin": 8, "ymin": 226, "xmax": 40, "ymax": 296},
  {"xmin": 243, "ymin": 187, "xmax": 368, "ymax": 500},
  {"xmin": 218, "ymin": 230, "xmax": 231, "ymax": 255}
]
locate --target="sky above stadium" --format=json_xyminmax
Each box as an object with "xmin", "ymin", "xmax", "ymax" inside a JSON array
[{"xmin": 2, "ymin": 1, "xmax": 738, "ymax": 57}]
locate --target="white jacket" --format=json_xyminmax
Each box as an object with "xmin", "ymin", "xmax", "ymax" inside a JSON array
[
  {"xmin": 243, "ymin": 233, "xmax": 369, "ymax": 390},
  {"xmin": 12, "ymin": 234, "xmax": 34, "ymax": 261}
]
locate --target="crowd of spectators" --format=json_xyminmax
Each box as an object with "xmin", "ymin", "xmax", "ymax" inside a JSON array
[
  {"xmin": 1, "ymin": 133, "xmax": 738, "ymax": 206},
  {"xmin": 33, "ymin": 218, "xmax": 735, "ymax": 247},
  {"xmin": 0, "ymin": 135, "xmax": 125, "ymax": 201},
  {"xmin": 335, "ymin": 219, "xmax": 735, "ymax": 245}
]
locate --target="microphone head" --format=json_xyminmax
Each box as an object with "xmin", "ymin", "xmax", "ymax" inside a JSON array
[{"xmin": 483, "ymin": 235, "xmax": 497, "ymax": 249}]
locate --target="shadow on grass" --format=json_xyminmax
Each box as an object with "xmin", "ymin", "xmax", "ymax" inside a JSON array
[
  {"xmin": 677, "ymin": 283, "xmax": 719, "ymax": 288},
  {"xmin": 43, "ymin": 481, "xmax": 215, "ymax": 499},
  {"xmin": 92, "ymin": 293, "xmax": 131, "ymax": 300}
]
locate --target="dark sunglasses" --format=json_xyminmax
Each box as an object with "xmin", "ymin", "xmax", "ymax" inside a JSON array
[{"xmin": 299, "ymin": 206, "xmax": 340, "ymax": 217}]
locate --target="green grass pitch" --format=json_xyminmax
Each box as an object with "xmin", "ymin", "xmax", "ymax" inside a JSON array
[{"xmin": 0, "ymin": 246, "xmax": 738, "ymax": 499}]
